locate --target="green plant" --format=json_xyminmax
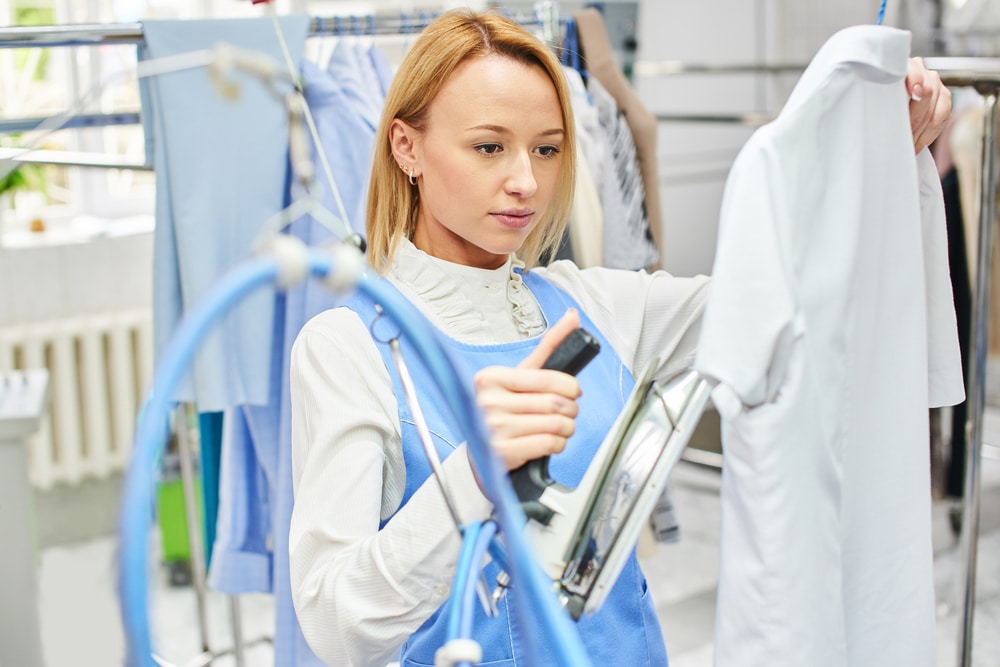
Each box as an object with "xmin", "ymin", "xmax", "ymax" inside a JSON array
[{"xmin": 0, "ymin": 161, "xmax": 46, "ymax": 199}]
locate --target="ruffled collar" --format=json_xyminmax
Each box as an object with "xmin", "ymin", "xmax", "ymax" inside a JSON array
[{"xmin": 387, "ymin": 238, "xmax": 546, "ymax": 341}]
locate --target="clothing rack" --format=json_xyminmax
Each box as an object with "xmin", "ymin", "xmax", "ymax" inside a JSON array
[
  {"xmin": 0, "ymin": 8, "xmax": 555, "ymax": 169},
  {"xmin": 637, "ymin": 54, "xmax": 1000, "ymax": 667}
]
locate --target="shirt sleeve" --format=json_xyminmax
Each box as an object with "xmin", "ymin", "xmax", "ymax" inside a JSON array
[
  {"xmin": 693, "ymin": 139, "xmax": 799, "ymax": 414},
  {"xmin": 288, "ymin": 308, "xmax": 493, "ymax": 667},
  {"xmin": 917, "ymin": 148, "xmax": 966, "ymax": 407},
  {"xmin": 539, "ymin": 260, "xmax": 711, "ymax": 383}
]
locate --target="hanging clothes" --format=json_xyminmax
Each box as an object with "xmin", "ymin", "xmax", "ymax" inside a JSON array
[
  {"xmin": 694, "ymin": 25, "xmax": 965, "ymax": 667},
  {"xmin": 574, "ymin": 7, "xmax": 663, "ymax": 269},
  {"xmin": 940, "ymin": 166, "xmax": 972, "ymax": 500},
  {"xmin": 586, "ymin": 75, "xmax": 658, "ymax": 270},
  {"xmin": 140, "ymin": 16, "xmax": 311, "ymax": 411},
  {"xmin": 564, "ymin": 65, "xmax": 605, "ymax": 268},
  {"xmin": 207, "ymin": 56, "xmax": 378, "ymax": 667}
]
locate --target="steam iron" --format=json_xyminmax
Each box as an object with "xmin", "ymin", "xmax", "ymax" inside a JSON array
[{"xmin": 510, "ymin": 337, "xmax": 712, "ymax": 620}]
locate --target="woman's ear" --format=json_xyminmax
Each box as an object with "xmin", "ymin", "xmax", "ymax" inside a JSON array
[{"xmin": 389, "ymin": 119, "xmax": 419, "ymax": 175}]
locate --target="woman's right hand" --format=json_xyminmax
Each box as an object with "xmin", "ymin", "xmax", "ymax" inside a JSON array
[{"xmin": 473, "ymin": 310, "xmax": 583, "ymax": 470}]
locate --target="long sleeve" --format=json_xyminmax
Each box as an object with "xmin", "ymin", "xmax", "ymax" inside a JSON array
[
  {"xmin": 538, "ymin": 261, "xmax": 710, "ymax": 381},
  {"xmin": 288, "ymin": 308, "xmax": 492, "ymax": 667}
]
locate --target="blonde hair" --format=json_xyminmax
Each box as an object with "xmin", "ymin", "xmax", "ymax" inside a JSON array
[{"xmin": 365, "ymin": 9, "xmax": 576, "ymax": 272}]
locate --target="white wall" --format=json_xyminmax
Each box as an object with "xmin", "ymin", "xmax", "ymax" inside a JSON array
[{"xmin": 634, "ymin": 0, "xmax": 925, "ymax": 276}]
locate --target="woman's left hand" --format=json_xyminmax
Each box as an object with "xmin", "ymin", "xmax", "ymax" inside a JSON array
[{"xmin": 907, "ymin": 57, "xmax": 953, "ymax": 154}]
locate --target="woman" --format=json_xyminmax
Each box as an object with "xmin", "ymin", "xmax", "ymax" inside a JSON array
[{"xmin": 288, "ymin": 9, "xmax": 951, "ymax": 667}]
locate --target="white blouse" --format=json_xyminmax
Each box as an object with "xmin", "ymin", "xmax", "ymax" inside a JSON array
[{"xmin": 288, "ymin": 238, "xmax": 709, "ymax": 667}]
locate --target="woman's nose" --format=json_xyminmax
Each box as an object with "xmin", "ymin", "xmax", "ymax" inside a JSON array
[{"xmin": 504, "ymin": 152, "xmax": 538, "ymax": 198}]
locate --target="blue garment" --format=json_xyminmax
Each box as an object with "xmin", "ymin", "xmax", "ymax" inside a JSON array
[
  {"xmin": 367, "ymin": 43, "xmax": 395, "ymax": 100},
  {"xmin": 352, "ymin": 41, "xmax": 386, "ymax": 116},
  {"xmin": 197, "ymin": 412, "xmax": 223, "ymax": 569},
  {"xmin": 207, "ymin": 59, "xmax": 377, "ymax": 666},
  {"xmin": 141, "ymin": 16, "xmax": 311, "ymax": 411},
  {"xmin": 327, "ymin": 40, "xmax": 381, "ymax": 133},
  {"xmin": 343, "ymin": 271, "xmax": 669, "ymax": 667}
]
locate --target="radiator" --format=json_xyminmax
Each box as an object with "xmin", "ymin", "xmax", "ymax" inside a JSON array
[{"xmin": 0, "ymin": 310, "xmax": 153, "ymax": 489}]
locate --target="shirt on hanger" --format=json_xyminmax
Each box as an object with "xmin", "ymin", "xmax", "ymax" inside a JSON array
[
  {"xmin": 141, "ymin": 16, "xmax": 311, "ymax": 411},
  {"xmin": 694, "ymin": 25, "xmax": 965, "ymax": 667},
  {"xmin": 207, "ymin": 58, "xmax": 378, "ymax": 667},
  {"xmin": 587, "ymin": 76, "xmax": 659, "ymax": 270}
]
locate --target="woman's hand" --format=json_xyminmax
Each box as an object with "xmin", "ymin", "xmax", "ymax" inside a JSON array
[
  {"xmin": 473, "ymin": 309, "xmax": 583, "ymax": 470},
  {"xmin": 907, "ymin": 57, "xmax": 953, "ymax": 154}
]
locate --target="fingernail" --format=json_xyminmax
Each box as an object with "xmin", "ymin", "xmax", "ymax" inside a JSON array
[{"xmin": 911, "ymin": 84, "xmax": 924, "ymax": 102}]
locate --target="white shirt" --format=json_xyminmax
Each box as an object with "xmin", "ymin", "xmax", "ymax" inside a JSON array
[
  {"xmin": 694, "ymin": 25, "xmax": 965, "ymax": 667},
  {"xmin": 289, "ymin": 238, "xmax": 708, "ymax": 666}
]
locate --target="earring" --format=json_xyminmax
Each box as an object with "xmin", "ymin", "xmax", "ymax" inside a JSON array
[{"xmin": 398, "ymin": 162, "xmax": 417, "ymax": 186}]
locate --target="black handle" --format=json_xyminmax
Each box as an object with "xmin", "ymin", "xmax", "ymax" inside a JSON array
[{"xmin": 509, "ymin": 327, "xmax": 600, "ymax": 525}]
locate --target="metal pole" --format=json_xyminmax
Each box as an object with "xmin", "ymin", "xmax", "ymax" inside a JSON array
[
  {"xmin": 0, "ymin": 14, "xmax": 545, "ymax": 49},
  {"xmin": 956, "ymin": 87, "xmax": 1000, "ymax": 667},
  {"xmin": 175, "ymin": 403, "xmax": 212, "ymax": 654},
  {"xmin": 228, "ymin": 597, "xmax": 246, "ymax": 667}
]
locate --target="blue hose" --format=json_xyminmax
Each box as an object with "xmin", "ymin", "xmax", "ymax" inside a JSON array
[
  {"xmin": 460, "ymin": 521, "xmax": 498, "ymax": 640},
  {"xmin": 447, "ymin": 520, "xmax": 482, "ymax": 642},
  {"xmin": 357, "ymin": 278, "xmax": 593, "ymax": 667},
  {"xmin": 119, "ymin": 248, "xmax": 591, "ymax": 667}
]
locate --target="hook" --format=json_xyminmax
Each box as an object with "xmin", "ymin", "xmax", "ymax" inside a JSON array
[{"xmin": 369, "ymin": 305, "xmax": 402, "ymax": 345}]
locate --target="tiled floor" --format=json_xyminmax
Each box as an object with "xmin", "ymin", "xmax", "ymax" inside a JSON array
[{"xmin": 36, "ymin": 410, "xmax": 1000, "ymax": 667}]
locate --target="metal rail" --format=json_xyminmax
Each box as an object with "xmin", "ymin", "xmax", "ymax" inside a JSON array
[{"xmin": 0, "ymin": 13, "xmax": 543, "ymax": 50}]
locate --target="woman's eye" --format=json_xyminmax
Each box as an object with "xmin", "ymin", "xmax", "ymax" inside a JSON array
[
  {"xmin": 475, "ymin": 143, "xmax": 503, "ymax": 156},
  {"xmin": 535, "ymin": 145, "xmax": 561, "ymax": 158}
]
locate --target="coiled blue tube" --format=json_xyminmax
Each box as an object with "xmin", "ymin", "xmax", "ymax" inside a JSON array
[
  {"xmin": 119, "ymin": 248, "xmax": 592, "ymax": 667},
  {"xmin": 877, "ymin": 0, "xmax": 887, "ymax": 25},
  {"xmin": 118, "ymin": 253, "xmax": 333, "ymax": 666}
]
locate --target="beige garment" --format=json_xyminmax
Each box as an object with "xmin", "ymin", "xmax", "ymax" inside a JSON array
[
  {"xmin": 949, "ymin": 103, "xmax": 982, "ymax": 286},
  {"xmin": 948, "ymin": 102, "xmax": 1000, "ymax": 357},
  {"xmin": 569, "ymin": 140, "xmax": 604, "ymax": 268},
  {"xmin": 574, "ymin": 8, "xmax": 663, "ymax": 269}
]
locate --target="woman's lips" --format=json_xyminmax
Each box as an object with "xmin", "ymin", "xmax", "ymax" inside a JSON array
[{"xmin": 492, "ymin": 210, "xmax": 534, "ymax": 229}]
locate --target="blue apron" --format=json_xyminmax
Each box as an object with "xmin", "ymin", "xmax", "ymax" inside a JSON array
[{"xmin": 343, "ymin": 270, "xmax": 668, "ymax": 667}]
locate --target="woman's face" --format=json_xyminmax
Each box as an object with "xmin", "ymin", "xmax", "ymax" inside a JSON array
[{"xmin": 408, "ymin": 55, "xmax": 565, "ymax": 269}]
